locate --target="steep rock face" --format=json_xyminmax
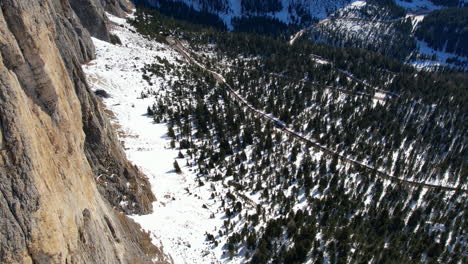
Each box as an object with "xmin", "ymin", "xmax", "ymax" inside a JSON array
[
  {"xmin": 0, "ymin": 0, "xmax": 163, "ymax": 263},
  {"xmin": 101, "ymin": 0, "xmax": 134, "ymax": 17},
  {"xmin": 70, "ymin": 0, "xmax": 112, "ymax": 41},
  {"xmin": 70, "ymin": 0, "xmax": 133, "ymax": 41}
]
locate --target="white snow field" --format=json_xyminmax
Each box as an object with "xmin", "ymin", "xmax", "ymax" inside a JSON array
[{"xmin": 83, "ymin": 13, "xmax": 233, "ymax": 264}]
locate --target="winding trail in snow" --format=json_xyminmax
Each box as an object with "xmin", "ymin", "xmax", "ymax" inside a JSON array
[
  {"xmin": 82, "ymin": 8, "xmax": 466, "ymax": 264},
  {"xmin": 289, "ymin": 18, "xmax": 331, "ymax": 45},
  {"xmin": 289, "ymin": 13, "xmax": 426, "ymax": 46},
  {"xmin": 289, "ymin": 19, "xmax": 400, "ymax": 99},
  {"xmin": 216, "ymin": 62, "xmax": 386, "ymax": 100},
  {"xmin": 169, "ymin": 37, "xmax": 467, "ymax": 193}
]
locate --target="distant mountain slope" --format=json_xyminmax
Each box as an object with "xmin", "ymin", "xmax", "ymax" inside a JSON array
[
  {"xmin": 134, "ymin": 0, "xmax": 466, "ymax": 28},
  {"xmin": 307, "ymin": 1, "xmax": 416, "ymax": 59},
  {"xmin": 134, "ymin": 0, "xmax": 353, "ymax": 28},
  {"xmin": 396, "ymin": 0, "xmax": 463, "ymax": 11},
  {"xmin": 134, "ymin": 0, "xmax": 468, "ymax": 70},
  {"xmin": 415, "ymin": 7, "xmax": 468, "ymax": 57},
  {"xmin": 299, "ymin": 1, "xmax": 467, "ymax": 69}
]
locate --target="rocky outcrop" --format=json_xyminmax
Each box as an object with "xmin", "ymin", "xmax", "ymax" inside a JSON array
[
  {"xmin": 0, "ymin": 0, "xmax": 164, "ymax": 263},
  {"xmin": 100, "ymin": 0, "xmax": 134, "ymax": 17},
  {"xmin": 69, "ymin": 0, "xmax": 133, "ymax": 41},
  {"xmin": 70, "ymin": 0, "xmax": 112, "ymax": 41}
]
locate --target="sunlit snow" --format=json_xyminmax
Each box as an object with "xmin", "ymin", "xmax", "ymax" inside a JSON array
[{"xmin": 83, "ymin": 12, "xmax": 232, "ymax": 264}]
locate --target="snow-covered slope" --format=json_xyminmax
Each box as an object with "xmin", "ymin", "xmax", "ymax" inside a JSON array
[
  {"xmin": 83, "ymin": 13, "xmax": 232, "ymax": 264},
  {"xmin": 409, "ymin": 39, "xmax": 468, "ymax": 70},
  {"xmin": 300, "ymin": 1, "xmax": 468, "ymax": 70},
  {"xmin": 303, "ymin": 1, "xmax": 416, "ymax": 60},
  {"xmin": 82, "ymin": 8, "xmax": 467, "ymax": 264}
]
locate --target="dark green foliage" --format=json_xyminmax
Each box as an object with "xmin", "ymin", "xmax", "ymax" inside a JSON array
[
  {"xmin": 232, "ymin": 16, "xmax": 299, "ymax": 39},
  {"xmin": 241, "ymin": 0, "xmax": 282, "ymax": 13},
  {"xmin": 133, "ymin": 0, "xmax": 226, "ymax": 30},
  {"xmin": 173, "ymin": 160, "xmax": 182, "ymax": 174},
  {"xmin": 416, "ymin": 7, "xmax": 468, "ymax": 57},
  {"xmin": 428, "ymin": 0, "xmax": 460, "ymax": 7},
  {"xmin": 130, "ymin": 7, "xmax": 468, "ymax": 264},
  {"xmin": 368, "ymin": 0, "xmax": 406, "ymax": 18}
]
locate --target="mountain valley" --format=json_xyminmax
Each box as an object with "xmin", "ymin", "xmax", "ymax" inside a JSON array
[{"xmin": 0, "ymin": 0, "xmax": 466, "ymax": 263}]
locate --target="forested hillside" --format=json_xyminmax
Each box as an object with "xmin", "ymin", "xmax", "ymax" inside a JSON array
[
  {"xmin": 133, "ymin": 0, "xmax": 468, "ymax": 70},
  {"xmin": 308, "ymin": 1, "xmax": 415, "ymax": 59},
  {"xmin": 128, "ymin": 7, "xmax": 467, "ymax": 264},
  {"xmin": 241, "ymin": 0, "xmax": 282, "ymax": 13},
  {"xmin": 416, "ymin": 7, "xmax": 468, "ymax": 57},
  {"xmin": 133, "ymin": 0, "xmax": 352, "ymax": 28},
  {"xmin": 427, "ymin": 0, "xmax": 460, "ymax": 7}
]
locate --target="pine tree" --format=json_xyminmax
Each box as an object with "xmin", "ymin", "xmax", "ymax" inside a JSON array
[{"xmin": 174, "ymin": 160, "xmax": 182, "ymax": 174}]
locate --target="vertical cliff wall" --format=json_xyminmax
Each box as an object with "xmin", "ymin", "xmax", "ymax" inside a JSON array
[{"xmin": 0, "ymin": 0, "xmax": 165, "ymax": 263}]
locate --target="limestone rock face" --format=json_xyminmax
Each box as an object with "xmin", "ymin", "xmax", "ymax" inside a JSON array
[
  {"xmin": 0, "ymin": 0, "xmax": 163, "ymax": 263},
  {"xmin": 70, "ymin": 0, "xmax": 134, "ymax": 41},
  {"xmin": 70, "ymin": 0, "xmax": 111, "ymax": 41},
  {"xmin": 100, "ymin": 0, "xmax": 134, "ymax": 17}
]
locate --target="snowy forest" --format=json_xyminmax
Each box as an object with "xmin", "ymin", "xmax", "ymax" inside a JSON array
[{"xmin": 124, "ymin": 6, "xmax": 468, "ymax": 263}]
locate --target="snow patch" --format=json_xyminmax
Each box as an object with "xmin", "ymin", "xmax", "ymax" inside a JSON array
[{"xmin": 409, "ymin": 39, "xmax": 468, "ymax": 71}]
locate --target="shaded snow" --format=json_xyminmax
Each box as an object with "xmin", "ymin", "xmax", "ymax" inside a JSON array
[
  {"xmin": 395, "ymin": 0, "xmax": 442, "ymax": 12},
  {"xmin": 410, "ymin": 39, "xmax": 468, "ymax": 71}
]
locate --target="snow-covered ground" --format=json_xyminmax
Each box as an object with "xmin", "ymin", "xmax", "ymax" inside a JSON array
[
  {"xmin": 409, "ymin": 39, "xmax": 468, "ymax": 71},
  {"xmin": 83, "ymin": 13, "xmax": 232, "ymax": 264},
  {"xmin": 81, "ymin": 7, "xmax": 465, "ymax": 263}
]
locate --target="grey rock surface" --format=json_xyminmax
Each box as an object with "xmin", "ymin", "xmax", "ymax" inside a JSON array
[
  {"xmin": 100, "ymin": 0, "xmax": 134, "ymax": 17},
  {"xmin": 0, "ymin": 0, "xmax": 164, "ymax": 263},
  {"xmin": 70, "ymin": 0, "xmax": 111, "ymax": 41}
]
